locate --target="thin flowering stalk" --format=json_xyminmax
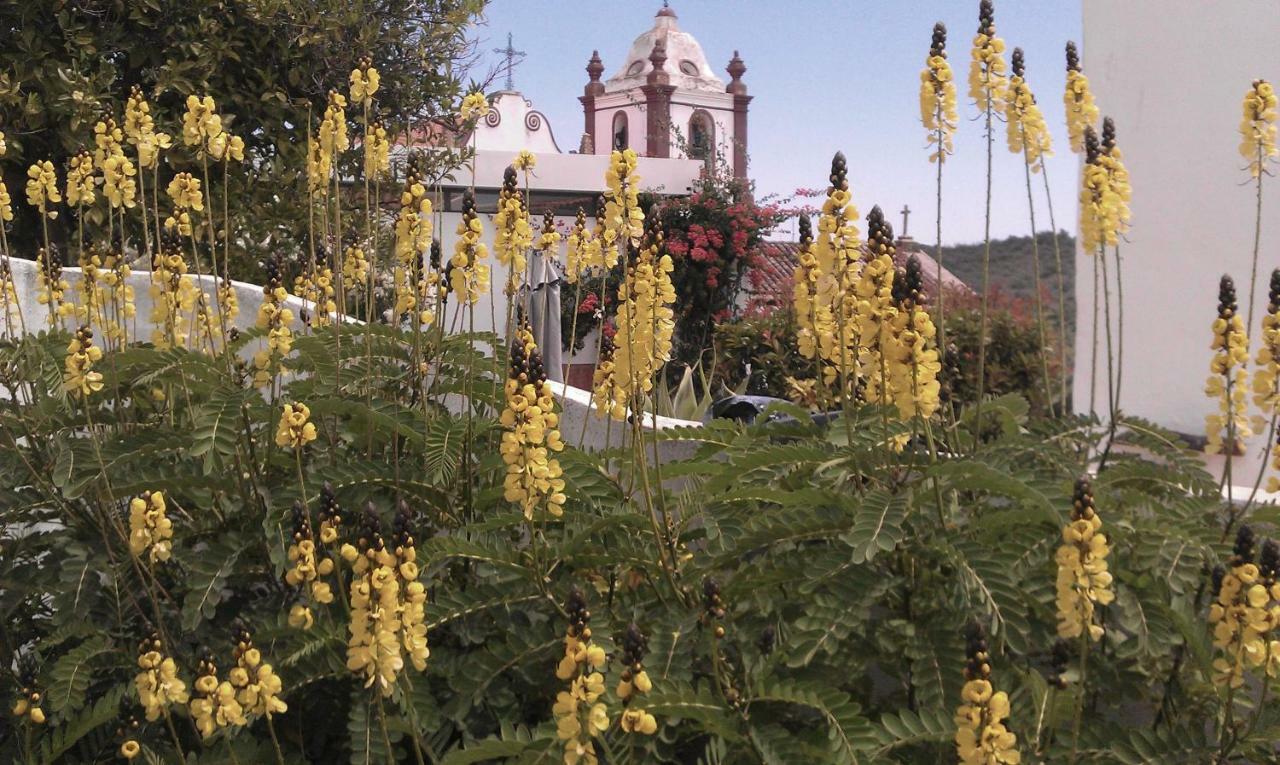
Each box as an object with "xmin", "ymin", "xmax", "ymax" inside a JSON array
[
  {"xmin": 968, "ymin": 0, "xmax": 1008, "ymax": 448},
  {"xmin": 1240, "ymin": 79, "xmax": 1278, "ymax": 331},
  {"xmin": 921, "ymin": 21, "xmax": 958, "ymax": 358},
  {"xmin": 1206, "ymin": 275, "xmax": 1252, "ymax": 504},
  {"xmin": 1006, "ymin": 47, "xmax": 1056, "ymax": 410}
]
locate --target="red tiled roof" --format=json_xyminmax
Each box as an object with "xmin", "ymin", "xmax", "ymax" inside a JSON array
[{"xmin": 745, "ymin": 239, "xmax": 974, "ymax": 310}]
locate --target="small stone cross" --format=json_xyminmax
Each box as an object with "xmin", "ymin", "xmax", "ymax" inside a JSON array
[{"xmin": 900, "ymin": 205, "xmax": 911, "ymax": 238}]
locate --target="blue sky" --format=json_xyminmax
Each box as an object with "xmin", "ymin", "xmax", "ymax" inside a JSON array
[{"xmin": 473, "ymin": 1, "xmax": 1083, "ymax": 245}]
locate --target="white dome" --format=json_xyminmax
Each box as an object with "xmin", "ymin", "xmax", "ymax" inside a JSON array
[{"xmin": 604, "ymin": 6, "xmax": 725, "ymax": 93}]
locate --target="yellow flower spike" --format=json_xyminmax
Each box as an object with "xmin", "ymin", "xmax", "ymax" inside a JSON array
[
  {"xmin": 182, "ymin": 94, "xmax": 224, "ymax": 156},
  {"xmin": 231, "ymin": 626, "xmax": 287, "ymax": 718},
  {"xmin": 493, "ymin": 166, "xmax": 533, "ymax": 278},
  {"xmin": 0, "ymin": 129, "xmax": 6, "ymax": 156},
  {"xmin": 63, "ymin": 325, "xmax": 105, "ymax": 399},
  {"xmin": 555, "ymin": 589, "xmax": 610, "ymax": 763},
  {"xmin": 1063, "ymin": 42, "xmax": 1098, "ymax": 154},
  {"xmin": 616, "ymin": 624, "xmax": 659, "ymax": 735},
  {"xmin": 1205, "ymin": 276, "xmax": 1252, "ymax": 455},
  {"xmin": 189, "ymin": 654, "xmax": 246, "ymax": 738},
  {"xmin": 346, "ymin": 508, "xmax": 405, "ymax": 695},
  {"xmin": 128, "ymin": 491, "xmax": 174, "ymax": 564},
  {"xmin": 66, "ymin": 149, "xmax": 96, "ymax": 208},
  {"xmin": 1252, "ymin": 271, "xmax": 1280, "ymax": 437},
  {"xmin": 888, "ymin": 255, "xmax": 942, "ymax": 420},
  {"xmin": 134, "ymin": 634, "xmax": 189, "ymax": 723},
  {"xmin": 166, "ymin": 172, "xmax": 203, "ymax": 212},
  {"xmin": 514, "ymin": 149, "xmax": 537, "ymax": 171},
  {"xmin": 253, "ymin": 254, "xmax": 294, "ymax": 385},
  {"xmin": 854, "ymin": 206, "xmax": 901, "ymax": 413},
  {"xmin": 350, "ymin": 56, "xmax": 382, "ymax": 106},
  {"xmin": 25, "ymin": 160, "xmax": 61, "ymax": 218},
  {"xmin": 319, "ymin": 90, "xmax": 350, "ymax": 160},
  {"xmin": 920, "ymin": 23, "xmax": 959, "ymax": 164},
  {"xmin": 599, "ymin": 208, "xmax": 674, "ymax": 421},
  {"xmin": 0, "ymin": 178, "xmax": 13, "ymax": 223},
  {"xmin": 1208, "ymin": 527, "xmax": 1276, "ymax": 689},
  {"xmin": 1005, "ymin": 48, "xmax": 1052, "ymax": 173},
  {"xmin": 449, "ymin": 189, "xmax": 489, "ymax": 304},
  {"xmin": 364, "ymin": 119, "xmax": 391, "ymax": 178},
  {"xmin": 565, "ymin": 207, "xmax": 596, "ymax": 285},
  {"xmin": 502, "ymin": 323, "xmax": 567, "ymax": 519},
  {"xmin": 275, "ymin": 402, "xmax": 318, "ymax": 450},
  {"xmin": 459, "ymin": 91, "xmax": 489, "ymax": 122},
  {"xmin": 810, "ymin": 152, "xmax": 861, "ymax": 395},
  {"xmin": 967, "ymin": 0, "xmax": 1008, "ymax": 112},
  {"xmin": 1240, "ymin": 78, "xmax": 1279, "ymax": 178},
  {"xmin": 1054, "ymin": 478, "xmax": 1114, "ymax": 641},
  {"xmin": 392, "ymin": 502, "xmax": 430, "ymax": 672},
  {"xmin": 954, "ymin": 622, "xmax": 1020, "ymax": 765}
]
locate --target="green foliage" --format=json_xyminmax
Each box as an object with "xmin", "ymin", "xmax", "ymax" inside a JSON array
[{"xmin": 0, "ymin": 0, "xmax": 483, "ymax": 275}]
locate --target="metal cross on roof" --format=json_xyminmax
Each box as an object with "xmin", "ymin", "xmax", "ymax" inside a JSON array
[
  {"xmin": 900, "ymin": 204, "xmax": 911, "ymax": 238},
  {"xmin": 493, "ymin": 32, "xmax": 526, "ymax": 91}
]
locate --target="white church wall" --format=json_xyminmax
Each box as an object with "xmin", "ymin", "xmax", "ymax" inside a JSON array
[
  {"xmin": 1077, "ymin": 0, "xmax": 1280, "ymax": 485},
  {"xmin": 473, "ymin": 92, "xmax": 564, "ymax": 155}
]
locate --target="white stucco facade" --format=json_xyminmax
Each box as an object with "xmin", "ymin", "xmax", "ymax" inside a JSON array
[{"xmin": 1077, "ymin": 0, "xmax": 1280, "ymax": 481}]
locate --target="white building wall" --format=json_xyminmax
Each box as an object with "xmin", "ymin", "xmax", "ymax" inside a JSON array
[{"xmin": 1077, "ymin": 0, "xmax": 1280, "ymax": 479}]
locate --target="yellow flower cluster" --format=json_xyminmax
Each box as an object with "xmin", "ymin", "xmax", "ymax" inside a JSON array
[
  {"xmin": 182, "ymin": 95, "xmax": 220, "ymax": 153},
  {"xmin": 593, "ymin": 194, "xmax": 620, "ymax": 272},
  {"xmin": 190, "ymin": 654, "xmax": 246, "ymax": 738},
  {"xmin": 1054, "ymin": 478, "xmax": 1114, "ymax": 641},
  {"xmin": 920, "ymin": 22, "xmax": 958, "ymax": 163},
  {"xmin": 166, "ymin": 172, "xmax": 203, "ymax": 213},
  {"xmin": 554, "ymin": 588, "xmax": 609, "ymax": 765},
  {"xmin": 349, "ymin": 57, "xmax": 381, "ymax": 107},
  {"xmin": 565, "ymin": 207, "xmax": 593, "ymax": 284},
  {"xmin": 128, "ymin": 491, "xmax": 174, "ymax": 565},
  {"xmin": 103, "ymin": 250, "xmax": 136, "ymax": 345},
  {"xmin": 343, "ymin": 245, "xmax": 370, "ymax": 287},
  {"xmin": 66, "ymin": 148, "xmax": 96, "ymax": 208},
  {"xmin": 320, "ymin": 90, "xmax": 350, "ymax": 159},
  {"xmin": 343, "ymin": 511, "xmax": 404, "ymax": 696},
  {"xmin": 616, "ymin": 624, "xmax": 657, "ymax": 736},
  {"xmin": 590, "ymin": 331, "xmax": 618, "ymax": 419},
  {"xmin": 1253, "ymin": 269, "xmax": 1280, "ymax": 436},
  {"xmin": 10, "ymin": 673, "xmax": 45, "ymax": 726},
  {"xmin": 810, "ymin": 153, "xmax": 862, "ymax": 393},
  {"xmin": 954, "ymin": 622, "xmax": 1020, "ymax": 765},
  {"xmin": 855, "ymin": 206, "xmax": 901, "ymax": 408},
  {"xmin": 0, "ymin": 173, "xmax": 12, "ymax": 223},
  {"xmin": 229, "ymin": 627, "xmax": 287, "ymax": 719},
  {"xmin": 95, "ymin": 116, "xmax": 139, "ymax": 209},
  {"xmin": 494, "ymin": 166, "xmax": 533, "ymax": 280},
  {"xmin": 605, "ymin": 149, "xmax": 644, "ymax": 250},
  {"xmin": 295, "ymin": 252, "xmax": 337, "ymax": 327},
  {"xmin": 515, "ymin": 148, "xmax": 537, "ymax": 171},
  {"xmin": 307, "ymin": 131, "xmax": 329, "ymax": 196},
  {"xmin": 888, "ymin": 255, "xmax": 942, "ymax": 419},
  {"xmin": 275, "ymin": 401, "xmax": 318, "ymax": 450},
  {"xmin": 1078, "ymin": 127, "xmax": 1127, "ymax": 253},
  {"xmin": 25, "ymin": 160, "xmax": 61, "ymax": 218},
  {"xmin": 37, "ymin": 249, "xmax": 75, "ymax": 326},
  {"xmin": 450, "ymin": 189, "xmax": 490, "ymax": 304},
  {"xmin": 285, "ymin": 502, "xmax": 335, "ymax": 620},
  {"xmin": 253, "ymin": 256, "xmax": 294, "ymax": 386},
  {"xmin": 135, "ymin": 635, "xmax": 188, "ymax": 722},
  {"xmin": 150, "ymin": 236, "xmax": 197, "ymax": 348},
  {"xmin": 1205, "ymin": 276, "xmax": 1252, "ymax": 455},
  {"xmin": 393, "ymin": 173, "xmax": 436, "ymax": 323},
  {"xmin": 76, "ymin": 248, "xmax": 107, "ymax": 331},
  {"xmin": 64, "ymin": 325, "xmax": 104, "ymax": 399},
  {"xmin": 601, "ymin": 215, "xmax": 675, "ymax": 420},
  {"xmin": 537, "ymin": 211, "xmax": 562, "ymax": 262},
  {"xmin": 0, "ymin": 260, "xmax": 21, "ymax": 334},
  {"xmin": 393, "ymin": 502, "xmax": 430, "ymax": 672},
  {"xmin": 1209, "ymin": 528, "xmax": 1280, "ymax": 687},
  {"xmin": 1099, "ymin": 118, "xmax": 1131, "ymax": 236},
  {"xmin": 1063, "ymin": 42, "xmax": 1098, "ymax": 154},
  {"xmin": 501, "ymin": 323, "xmax": 567, "ymax": 519},
  {"xmin": 364, "ymin": 119, "xmax": 390, "ymax": 178},
  {"xmin": 1004, "ymin": 48, "xmax": 1052, "ymax": 172},
  {"xmin": 967, "ymin": 0, "xmax": 1008, "ymax": 111},
  {"xmin": 124, "ymin": 86, "xmax": 172, "ymax": 169},
  {"xmin": 1240, "ymin": 79, "xmax": 1278, "ymax": 178},
  {"xmin": 459, "ymin": 91, "xmax": 490, "ymax": 122}
]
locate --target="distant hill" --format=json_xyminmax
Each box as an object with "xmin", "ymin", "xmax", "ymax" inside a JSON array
[{"xmin": 919, "ymin": 230, "xmax": 1077, "ymax": 337}]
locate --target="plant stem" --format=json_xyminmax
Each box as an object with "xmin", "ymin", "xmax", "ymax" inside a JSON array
[
  {"xmin": 1245, "ymin": 146, "xmax": 1265, "ymax": 334},
  {"xmin": 974, "ymin": 86, "xmax": 994, "ymax": 451},
  {"xmin": 1021, "ymin": 143, "xmax": 1053, "ymax": 411},
  {"xmin": 164, "ymin": 710, "xmax": 190, "ymax": 765},
  {"xmin": 1040, "ymin": 164, "xmax": 1069, "ymax": 411},
  {"xmin": 1070, "ymin": 634, "xmax": 1090, "ymax": 763},
  {"xmin": 266, "ymin": 715, "xmax": 286, "ymax": 765}
]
